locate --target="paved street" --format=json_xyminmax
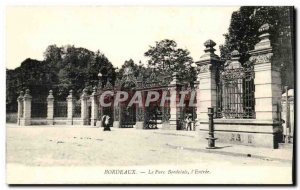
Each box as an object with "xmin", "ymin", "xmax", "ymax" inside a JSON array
[{"xmin": 6, "ymin": 124, "xmax": 293, "ymax": 184}]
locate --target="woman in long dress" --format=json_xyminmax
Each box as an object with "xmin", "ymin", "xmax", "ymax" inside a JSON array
[{"xmin": 101, "ymin": 115, "xmax": 111, "ymax": 131}]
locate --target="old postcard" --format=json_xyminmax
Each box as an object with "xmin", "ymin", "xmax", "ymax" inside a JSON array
[{"xmin": 6, "ymin": 6, "xmax": 294, "ymax": 184}]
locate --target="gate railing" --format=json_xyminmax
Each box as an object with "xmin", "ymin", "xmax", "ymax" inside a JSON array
[
  {"xmin": 54, "ymin": 101, "xmax": 67, "ymax": 117},
  {"xmin": 73, "ymin": 100, "xmax": 81, "ymax": 118},
  {"xmin": 216, "ymin": 59, "xmax": 255, "ymax": 119},
  {"xmin": 31, "ymin": 100, "xmax": 47, "ymax": 118}
]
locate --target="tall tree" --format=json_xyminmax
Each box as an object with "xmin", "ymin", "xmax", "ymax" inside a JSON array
[
  {"xmin": 6, "ymin": 44, "xmax": 115, "ymax": 111},
  {"xmin": 220, "ymin": 6, "xmax": 294, "ymax": 88},
  {"xmin": 6, "ymin": 58, "xmax": 52, "ymax": 112},
  {"xmin": 144, "ymin": 39, "xmax": 196, "ymax": 83},
  {"xmin": 117, "ymin": 59, "xmax": 147, "ymax": 79}
]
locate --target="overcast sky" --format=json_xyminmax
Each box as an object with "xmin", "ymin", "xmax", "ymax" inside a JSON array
[{"xmin": 6, "ymin": 6, "xmax": 239, "ymax": 69}]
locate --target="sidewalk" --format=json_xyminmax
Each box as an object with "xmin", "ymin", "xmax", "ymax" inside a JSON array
[
  {"xmin": 7, "ymin": 123, "xmax": 293, "ymax": 163},
  {"xmin": 155, "ymin": 130, "xmax": 293, "ymax": 163},
  {"xmin": 7, "ymin": 125, "xmax": 293, "ymax": 184}
]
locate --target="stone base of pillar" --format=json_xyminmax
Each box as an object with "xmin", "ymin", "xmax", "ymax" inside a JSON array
[
  {"xmin": 96, "ymin": 120, "xmax": 102, "ymax": 128},
  {"xmin": 19, "ymin": 118, "xmax": 31, "ymax": 126},
  {"xmin": 66, "ymin": 119, "xmax": 73, "ymax": 125},
  {"xmin": 90, "ymin": 119, "xmax": 98, "ymax": 126},
  {"xmin": 47, "ymin": 119, "xmax": 54, "ymax": 125},
  {"xmin": 198, "ymin": 119, "xmax": 283, "ymax": 149},
  {"xmin": 164, "ymin": 119, "xmax": 178, "ymax": 130},
  {"xmin": 135, "ymin": 121, "xmax": 144, "ymax": 129},
  {"xmin": 162, "ymin": 121, "xmax": 170, "ymax": 130},
  {"xmin": 78, "ymin": 119, "xmax": 89, "ymax": 126},
  {"xmin": 113, "ymin": 121, "xmax": 120, "ymax": 128},
  {"xmin": 194, "ymin": 121, "xmax": 200, "ymax": 131}
]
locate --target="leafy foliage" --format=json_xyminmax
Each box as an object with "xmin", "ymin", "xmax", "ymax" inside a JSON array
[
  {"xmin": 220, "ymin": 6, "xmax": 294, "ymax": 88},
  {"xmin": 7, "ymin": 45, "xmax": 115, "ymax": 112},
  {"xmin": 144, "ymin": 39, "xmax": 196, "ymax": 83},
  {"xmin": 117, "ymin": 59, "xmax": 147, "ymax": 79}
]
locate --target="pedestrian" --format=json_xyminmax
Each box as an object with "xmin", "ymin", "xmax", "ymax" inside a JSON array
[
  {"xmin": 185, "ymin": 114, "xmax": 192, "ymax": 131},
  {"xmin": 102, "ymin": 115, "xmax": 111, "ymax": 131}
]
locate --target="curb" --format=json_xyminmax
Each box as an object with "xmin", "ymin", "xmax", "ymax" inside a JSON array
[{"xmin": 166, "ymin": 143, "xmax": 292, "ymax": 163}]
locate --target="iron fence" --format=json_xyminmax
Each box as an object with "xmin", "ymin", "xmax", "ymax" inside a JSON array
[
  {"xmin": 54, "ymin": 101, "xmax": 67, "ymax": 117},
  {"xmin": 73, "ymin": 100, "xmax": 81, "ymax": 118},
  {"xmin": 120, "ymin": 104, "xmax": 136, "ymax": 127},
  {"xmin": 216, "ymin": 62, "xmax": 255, "ymax": 119},
  {"xmin": 31, "ymin": 101, "xmax": 47, "ymax": 118}
]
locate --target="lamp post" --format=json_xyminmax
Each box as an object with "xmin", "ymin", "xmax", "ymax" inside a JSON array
[
  {"xmin": 98, "ymin": 72, "xmax": 103, "ymax": 89},
  {"xmin": 206, "ymin": 107, "xmax": 217, "ymax": 149}
]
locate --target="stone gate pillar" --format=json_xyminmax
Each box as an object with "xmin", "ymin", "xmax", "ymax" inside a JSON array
[
  {"xmin": 66, "ymin": 90, "xmax": 74, "ymax": 125},
  {"xmin": 192, "ymin": 81, "xmax": 199, "ymax": 130},
  {"xmin": 113, "ymin": 101, "xmax": 121, "ymax": 128},
  {"xmin": 168, "ymin": 72, "xmax": 182, "ymax": 130},
  {"xmin": 135, "ymin": 91, "xmax": 145, "ymax": 129},
  {"xmin": 195, "ymin": 40, "xmax": 220, "ymax": 126},
  {"xmin": 250, "ymin": 24, "xmax": 282, "ymax": 121},
  {"xmin": 17, "ymin": 91, "xmax": 24, "ymax": 126},
  {"xmin": 249, "ymin": 24, "xmax": 282, "ymax": 147},
  {"xmin": 80, "ymin": 88, "xmax": 89, "ymax": 125},
  {"xmin": 20, "ymin": 89, "xmax": 32, "ymax": 126},
  {"xmin": 47, "ymin": 90, "xmax": 54, "ymax": 125},
  {"xmin": 135, "ymin": 106, "xmax": 145, "ymax": 129},
  {"xmin": 90, "ymin": 87, "xmax": 98, "ymax": 126}
]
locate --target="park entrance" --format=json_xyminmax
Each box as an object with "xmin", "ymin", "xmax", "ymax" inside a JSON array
[{"xmin": 95, "ymin": 67, "xmax": 197, "ymax": 130}]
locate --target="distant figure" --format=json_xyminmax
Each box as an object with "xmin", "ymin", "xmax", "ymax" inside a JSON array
[
  {"xmin": 185, "ymin": 114, "xmax": 193, "ymax": 131},
  {"xmin": 101, "ymin": 115, "xmax": 111, "ymax": 131}
]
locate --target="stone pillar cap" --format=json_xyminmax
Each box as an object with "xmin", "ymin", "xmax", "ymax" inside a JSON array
[
  {"xmin": 197, "ymin": 39, "xmax": 219, "ymax": 62},
  {"xmin": 204, "ymin": 39, "xmax": 216, "ymax": 47},
  {"xmin": 81, "ymin": 88, "xmax": 89, "ymax": 99},
  {"xmin": 24, "ymin": 89, "xmax": 32, "ymax": 99},
  {"xmin": 231, "ymin": 50, "xmax": 240, "ymax": 60},
  {"xmin": 47, "ymin": 90, "xmax": 54, "ymax": 99},
  {"xmin": 92, "ymin": 86, "xmax": 97, "ymax": 95},
  {"xmin": 231, "ymin": 50, "xmax": 240, "ymax": 56},
  {"xmin": 18, "ymin": 91, "xmax": 24, "ymax": 98},
  {"xmin": 259, "ymin": 23, "xmax": 271, "ymax": 33},
  {"xmin": 250, "ymin": 23, "xmax": 272, "ymax": 52},
  {"xmin": 67, "ymin": 89, "xmax": 74, "ymax": 99},
  {"xmin": 204, "ymin": 39, "xmax": 216, "ymax": 54},
  {"xmin": 225, "ymin": 50, "xmax": 242, "ymax": 69}
]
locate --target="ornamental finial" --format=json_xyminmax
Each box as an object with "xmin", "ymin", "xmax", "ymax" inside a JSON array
[
  {"xmin": 231, "ymin": 50, "xmax": 240, "ymax": 57},
  {"xmin": 25, "ymin": 89, "xmax": 30, "ymax": 95},
  {"xmin": 203, "ymin": 39, "xmax": 216, "ymax": 54},
  {"xmin": 259, "ymin": 23, "xmax": 270, "ymax": 33}
]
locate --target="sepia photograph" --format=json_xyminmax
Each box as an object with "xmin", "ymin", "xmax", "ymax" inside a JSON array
[{"xmin": 5, "ymin": 5, "xmax": 295, "ymax": 185}]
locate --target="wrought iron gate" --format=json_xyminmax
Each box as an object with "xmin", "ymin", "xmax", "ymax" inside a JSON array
[
  {"xmin": 120, "ymin": 104, "xmax": 136, "ymax": 128},
  {"xmin": 217, "ymin": 61, "xmax": 255, "ymax": 119}
]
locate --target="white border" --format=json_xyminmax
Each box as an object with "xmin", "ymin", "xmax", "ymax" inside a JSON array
[{"xmin": 1, "ymin": 0, "xmax": 298, "ymax": 189}]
